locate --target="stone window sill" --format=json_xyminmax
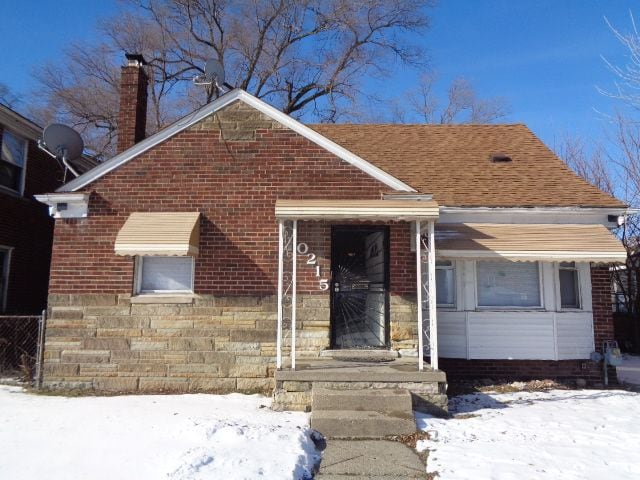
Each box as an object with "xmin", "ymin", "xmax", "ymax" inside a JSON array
[{"xmin": 130, "ymin": 294, "xmax": 196, "ymax": 305}]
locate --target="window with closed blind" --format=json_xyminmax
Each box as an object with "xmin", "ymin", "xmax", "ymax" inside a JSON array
[
  {"xmin": 135, "ymin": 256, "xmax": 194, "ymax": 294},
  {"xmin": 476, "ymin": 260, "xmax": 542, "ymax": 308}
]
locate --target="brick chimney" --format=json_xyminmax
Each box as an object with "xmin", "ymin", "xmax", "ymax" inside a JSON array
[{"xmin": 117, "ymin": 53, "xmax": 148, "ymax": 154}]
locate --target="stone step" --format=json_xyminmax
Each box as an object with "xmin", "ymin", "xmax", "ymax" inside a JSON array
[
  {"xmin": 312, "ymin": 387, "xmax": 412, "ymax": 413},
  {"xmin": 320, "ymin": 349, "xmax": 399, "ymax": 362},
  {"xmin": 311, "ymin": 409, "xmax": 416, "ymax": 438}
]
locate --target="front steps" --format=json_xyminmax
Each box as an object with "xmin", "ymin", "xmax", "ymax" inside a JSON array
[
  {"xmin": 272, "ymin": 358, "xmax": 448, "ymax": 414},
  {"xmin": 311, "ymin": 388, "xmax": 416, "ymax": 438}
]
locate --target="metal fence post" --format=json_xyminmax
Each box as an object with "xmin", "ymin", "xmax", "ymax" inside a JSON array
[{"xmin": 34, "ymin": 309, "xmax": 47, "ymax": 388}]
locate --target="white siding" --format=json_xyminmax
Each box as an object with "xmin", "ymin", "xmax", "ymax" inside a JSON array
[
  {"xmin": 556, "ymin": 312, "xmax": 594, "ymax": 359},
  {"xmin": 438, "ymin": 312, "xmax": 467, "ymax": 358},
  {"xmin": 434, "ymin": 260, "xmax": 595, "ymax": 360},
  {"xmin": 468, "ymin": 312, "xmax": 556, "ymax": 360}
]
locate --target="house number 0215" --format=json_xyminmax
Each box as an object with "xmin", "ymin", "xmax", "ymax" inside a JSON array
[{"xmin": 296, "ymin": 243, "xmax": 329, "ymax": 291}]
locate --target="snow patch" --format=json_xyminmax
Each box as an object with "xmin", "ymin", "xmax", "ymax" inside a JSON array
[
  {"xmin": 0, "ymin": 387, "xmax": 318, "ymax": 480},
  {"xmin": 417, "ymin": 389, "xmax": 640, "ymax": 479}
]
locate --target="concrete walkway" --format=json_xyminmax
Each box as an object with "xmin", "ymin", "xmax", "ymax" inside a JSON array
[{"xmin": 315, "ymin": 439, "xmax": 427, "ymax": 479}]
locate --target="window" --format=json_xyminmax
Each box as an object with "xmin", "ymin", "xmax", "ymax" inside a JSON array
[
  {"xmin": 559, "ymin": 262, "xmax": 580, "ymax": 309},
  {"xmin": 436, "ymin": 260, "xmax": 455, "ymax": 307},
  {"xmin": 0, "ymin": 130, "xmax": 26, "ymax": 192},
  {"xmin": 135, "ymin": 256, "xmax": 194, "ymax": 294},
  {"xmin": 0, "ymin": 247, "xmax": 10, "ymax": 312},
  {"xmin": 476, "ymin": 260, "xmax": 541, "ymax": 308}
]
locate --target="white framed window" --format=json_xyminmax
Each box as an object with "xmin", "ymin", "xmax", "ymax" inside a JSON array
[
  {"xmin": 476, "ymin": 260, "xmax": 542, "ymax": 308},
  {"xmin": 0, "ymin": 246, "xmax": 12, "ymax": 312},
  {"xmin": 436, "ymin": 260, "xmax": 455, "ymax": 307},
  {"xmin": 135, "ymin": 256, "xmax": 194, "ymax": 294},
  {"xmin": 0, "ymin": 129, "xmax": 27, "ymax": 194},
  {"xmin": 558, "ymin": 261, "xmax": 580, "ymax": 309}
]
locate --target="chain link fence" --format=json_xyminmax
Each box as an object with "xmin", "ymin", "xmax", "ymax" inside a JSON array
[{"xmin": 0, "ymin": 312, "xmax": 45, "ymax": 385}]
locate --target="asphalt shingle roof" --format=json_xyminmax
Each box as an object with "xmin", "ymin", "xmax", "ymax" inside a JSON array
[{"xmin": 309, "ymin": 123, "xmax": 625, "ymax": 208}]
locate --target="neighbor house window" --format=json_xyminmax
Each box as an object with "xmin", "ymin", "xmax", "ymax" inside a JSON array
[
  {"xmin": 135, "ymin": 256, "xmax": 194, "ymax": 294},
  {"xmin": 476, "ymin": 260, "xmax": 541, "ymax": 308},
  {"xmin": 0, "ymin": 247, "xmax": 11, "ymax": 312},
  {"xmin": 559, "ymin": 262, "xmax": 580, "ymax": 309},
  {"xmin": 436, "ymin": 260, "xmax": 455, "ymax": 307},
  {"xmin": 0, "ymin": 129, "xmax": 26, "ymax": 193}
]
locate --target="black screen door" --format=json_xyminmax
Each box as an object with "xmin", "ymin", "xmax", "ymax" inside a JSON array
[{"xmin": 331, "ymin": 226, "xmax": 389, "ymax": 349}]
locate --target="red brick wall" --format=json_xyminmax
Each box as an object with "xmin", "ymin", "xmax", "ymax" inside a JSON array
[
  {"xmin": 49, "ymin": 103, "xmax": 417, "ymax": 296},
  {"xmin": 591, "ymin": 264, "xmax": 615, "ymax": 351},
  {"xmin": 438, "ymin": 358, "xmax": 610, "ymax": 383},
  {"xmin": 0, "ymin": 131, "xmax": 66, "ymax": 314}
]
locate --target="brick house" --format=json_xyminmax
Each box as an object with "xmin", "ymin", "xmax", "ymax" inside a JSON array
[
  {"xmin": 36, "ymin": 57, "xmax": 627, "ymax": 409},
  {"xmin": 0, "ymin": 104, "xmax": 95, "ymax": 315}
]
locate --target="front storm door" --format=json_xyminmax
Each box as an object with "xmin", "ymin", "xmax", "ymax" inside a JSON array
[{"xmin": 331, "ymin": 226, "xmax": 389, "ymax": 349}]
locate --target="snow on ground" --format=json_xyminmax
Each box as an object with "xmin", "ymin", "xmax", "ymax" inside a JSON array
[
  {"xmin": 617, "ymin": 354, "xmax": 640, "ymax": 385},
  {"xmin": 0, "ymin": 386, "xmax": 317, "ymax": 480},
  {"xmin": 417, "ymin": 389, "xmax": 640, "ymax": 480}
]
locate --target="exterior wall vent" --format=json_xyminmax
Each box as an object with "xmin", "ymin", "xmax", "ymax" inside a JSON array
[{"xmin": 491, "ymin": 154, "xmax": 512, "ymax": 163}]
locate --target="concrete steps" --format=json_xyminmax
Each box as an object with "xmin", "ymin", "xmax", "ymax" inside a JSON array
[{"xmin": 311, "ymin": 387, "xmax": 416, "ymax": 439}]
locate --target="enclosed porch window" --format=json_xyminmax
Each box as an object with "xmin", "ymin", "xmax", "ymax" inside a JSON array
[{"xmin": 476, "ymin": 260, "xmax": 541, "ymax": 308}]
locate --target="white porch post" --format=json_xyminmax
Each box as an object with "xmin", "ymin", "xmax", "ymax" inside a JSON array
[
  {"xmin": 291, "ymin": 220, "xmax": 297, "ymax": 370},
  {"xmin": 276, "ymin": 219, "xmax": 284, "ymax": 370},
  {"xmin": 415, "ymin": 220, "xmax": 424, "ymax": 371},
  {"xmin": 428, "ymin": 221, "xmax": 439, "ymax": 370}
]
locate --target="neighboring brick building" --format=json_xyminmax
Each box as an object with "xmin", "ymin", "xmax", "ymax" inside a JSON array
[
  {"xmin": 0, "ymin": 105, "xmax": 96, "ymax": 315},
  {"xmin": 36, "ymin": 55, "xmax": 628, "ymax": 399}
]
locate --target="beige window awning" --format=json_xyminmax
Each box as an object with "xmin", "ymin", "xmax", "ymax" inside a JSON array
[
  {"xmin": 275, "ymin": 199, "xmax": 439, "ymax": 221},
  {"xmin": 115, "ymin": 212, "xmax": 200, "ymax": 256},
  {"xmin": 435, "ymin": 223, "xmax": 626, "ymax": 263}
]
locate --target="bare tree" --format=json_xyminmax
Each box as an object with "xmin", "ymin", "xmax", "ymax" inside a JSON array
[
  {"xmin": 408, "ymin": 74, "xmax": 510, "ymax": 124},
  {"xmin": 33, "ymin": 0, "xmax": 433, "ymax": 157},
  {"xmin": 0, "ymin": 82, "xmax": 20, "ymax": 109},
  {"xmin": 600, "ymin": 12, "xmax": 640, "ymax": 110},
  {"xmin": 554, "ymin": 134, "xmax": 616, "ymax": 196}
]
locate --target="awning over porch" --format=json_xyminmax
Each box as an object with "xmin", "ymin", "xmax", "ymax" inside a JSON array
[
  {"xmin": 114, "ymin": 212, "xmax": 200, "ymax": 256},
  {"xmin": 435, "ymin": 223, "xmax": 626, "ymax": 262},
  {"xmin": 274, "ymin": 199, "xmax": 439, "ymax": 221}
]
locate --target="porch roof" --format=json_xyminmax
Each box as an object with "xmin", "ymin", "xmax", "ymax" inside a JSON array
[
  {"xmin": 114, "ymin": 212, "xmax": 200, "ymax": 256},
  {"xmin": 435, "ymin": 223, "xmax": 627, "ymax": 263},
  {"xmin": 274, "ymin": 199, "xmax": 439, "ymax": 221}
]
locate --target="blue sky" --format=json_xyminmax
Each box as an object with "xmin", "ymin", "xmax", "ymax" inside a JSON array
[{"xmin": 0, "ymin": 0, "xmax": 638, "ymax": 149}]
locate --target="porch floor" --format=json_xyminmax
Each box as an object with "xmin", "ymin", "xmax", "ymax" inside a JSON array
[{"xmin": 275, "ymin": 358, "xmax": 446, "ymax": 383}]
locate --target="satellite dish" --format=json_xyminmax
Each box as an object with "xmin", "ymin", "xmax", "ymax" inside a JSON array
[
  {"xmin": 41, "ymin": 124, "xmax": 84, "ymax": 162},
  {"xmin": 193, "ymin": 59, "xmax": 229, "ymax": 96},
  {"xmin": 38, "ymin": 124, "xmax": 84, "ymax": 177},
  {"xmin": 204, "ymin": 59, "xmax": 225, "ymax": 87}
]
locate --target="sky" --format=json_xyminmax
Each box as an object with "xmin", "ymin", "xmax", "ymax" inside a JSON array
[{"xmin": 0, "ymin": 0, "xmax": 638, "ymax": 150}]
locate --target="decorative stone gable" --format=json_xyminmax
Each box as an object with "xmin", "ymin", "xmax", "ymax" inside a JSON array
[{"xmin": 188, "ymin": 99, "xmax": 285, "ymax": 141}]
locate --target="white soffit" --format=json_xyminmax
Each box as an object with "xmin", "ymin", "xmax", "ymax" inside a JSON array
[{"xmin": 58, "ymin": 89, "xmax": 415, "ymax": 193}]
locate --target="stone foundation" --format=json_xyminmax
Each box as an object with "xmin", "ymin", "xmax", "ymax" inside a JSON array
[
  {"xmin": 42, "ymin": 293, "xmax": 420, "ymax": 393},
  {"xmin": 44, "ymin": 293, "xmax": 286, "ymax": 393}
]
